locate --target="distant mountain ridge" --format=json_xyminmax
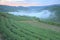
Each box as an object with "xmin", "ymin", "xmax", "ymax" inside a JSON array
[
  {"xmin": 0, "ymin": 5, "xmax": 45, "ymax": 12},
  {"xmin": 0, "ymin": 4, "xmax": 60, "ymax": 12}
]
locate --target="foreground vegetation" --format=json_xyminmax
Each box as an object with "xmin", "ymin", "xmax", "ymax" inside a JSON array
[
  {"xmin": 38, "ymin": 20, "xmax": 60, "ymax": 26},
  {"xmin": 0, "ymin": 12, "xmax": 60, "ymax": 40}
]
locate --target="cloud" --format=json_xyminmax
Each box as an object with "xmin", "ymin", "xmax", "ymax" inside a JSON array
[
  {"xmin": 0, "ymin": 0, "xmax": 25, "ymax": 2},
  {"xmin": 0, "ymin": 0, "xmax": 42, "ymax": 6},
  {"xmin": 0, "ymin": 0, "xmax": 59, "ymax": 6},
  {"xmin": 8, "ymin": 0, "xmax": 25, "ymax": 2},
  {"xmin": 0, "ymin": 2, "xmax": 41, "ymax": 6}
]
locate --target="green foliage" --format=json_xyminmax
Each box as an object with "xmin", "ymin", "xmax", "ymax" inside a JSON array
[
  {"xmin": 0, "ymin": 12, "xmax": 60, "ymax": 40},
  {"xmin": 36, "ymin": 18, "xmax": 60, "ymax": 26}
]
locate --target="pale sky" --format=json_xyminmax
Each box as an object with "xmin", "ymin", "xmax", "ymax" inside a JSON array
[{"xmin": 0, "ymin": 0, "xmax": 60, "ymax": 6}]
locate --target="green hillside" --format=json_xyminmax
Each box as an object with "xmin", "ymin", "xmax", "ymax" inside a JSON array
[{"xmin": 0, "ymin": 12, "xmax": 60, "ymax": 40}]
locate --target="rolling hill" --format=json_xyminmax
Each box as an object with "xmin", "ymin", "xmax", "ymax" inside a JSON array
[
  {"xmin": 0, "ymin": 12, "xmax": 60, "ymax": 40},
  {"xmin": 0, "ymin": 4, "xmax": 60, "ymax": 12}
]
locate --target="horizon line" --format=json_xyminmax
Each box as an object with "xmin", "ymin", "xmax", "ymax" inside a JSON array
[{"xmin": 0, "ymin": 2, "xmax": 60, "ymax": 7}]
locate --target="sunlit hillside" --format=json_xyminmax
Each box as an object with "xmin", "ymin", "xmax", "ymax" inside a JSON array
[{"xmin": 0, "ymin": 12, "xmax": 60, "ymax": 40}]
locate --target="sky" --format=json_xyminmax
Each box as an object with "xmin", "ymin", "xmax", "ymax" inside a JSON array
[{"xmin": 0, "ymin": 0, "xmax": 60, "ymax": 6}]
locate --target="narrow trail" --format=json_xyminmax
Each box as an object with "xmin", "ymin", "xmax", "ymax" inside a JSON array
[
  {"xmin": 16, "ymin": 20, "xmax": 60, "ymax": 32},
  {"xmin": 0, "ymin": 33, "xmax": 3, "ymax": 40}
]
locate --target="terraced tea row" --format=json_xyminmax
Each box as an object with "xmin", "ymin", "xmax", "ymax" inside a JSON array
[{"xmin": 0, "ymin": 13, "xmax": 60, "ymax": 40}]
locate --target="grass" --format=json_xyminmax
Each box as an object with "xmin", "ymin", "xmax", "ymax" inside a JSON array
[
  {"xmin": 0, "ymin": 12, "xmax": 60, "ymax": 40},
  {"xmin": 37, "ymin": 18, "xmax": 60, "ymax": 26},
  {"xmin": 43, "ymin": 21, "xmax": 60, "ymax": 26}
]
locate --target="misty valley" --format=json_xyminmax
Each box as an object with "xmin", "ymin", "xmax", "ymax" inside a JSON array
[{"xmin": 0, "ymin": 4, "xmax": 60, "ymax": 40}]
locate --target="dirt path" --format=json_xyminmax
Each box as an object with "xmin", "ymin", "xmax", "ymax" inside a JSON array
[
  {"xmin": 16, "ymin": 21, "xmax": 60, "ymax": 32},
  {"xmin": 0, "ymin": 33, "xmax": 3, "ymax": 40}
]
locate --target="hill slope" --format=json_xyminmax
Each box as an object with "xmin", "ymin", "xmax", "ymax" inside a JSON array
[{"xmin": 0, "ymin": 12, "xmax": 60, "ymax": 40}]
